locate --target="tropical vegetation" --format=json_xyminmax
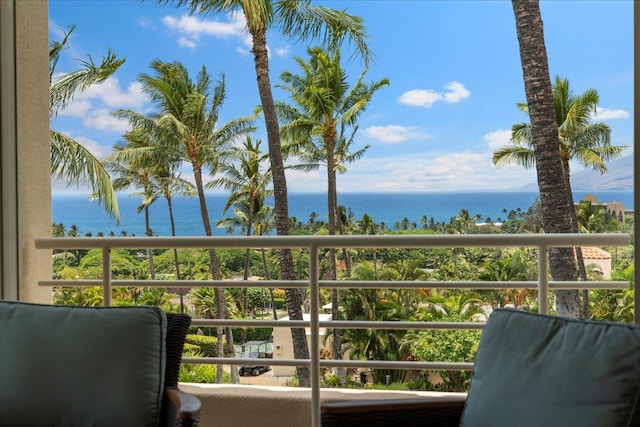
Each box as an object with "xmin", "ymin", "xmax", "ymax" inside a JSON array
[{"xmin": 48, "ymin": 1, "xmax": 633, "ymax": 392}]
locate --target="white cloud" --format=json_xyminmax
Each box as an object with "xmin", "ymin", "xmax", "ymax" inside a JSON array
[
  {"xmin": 162, "ymin": 12, "xmax": 247, "ymax": 48},
  {"xmin": 442, "ymin": 81, "xmax": 471, "ymax": 103},
  {"xmin": 78, "ymin": 79, "xmax": 147, "ymax": 109},
  {"xmin": 74, "ymin": 136, "xmax": 109, "ymax": 159},
  {"xmin": 162, "ymin": 14, "xmax": 245, "ymax": 38},
  {"xmin": 591, "ymin": 107, "xmax": 629, "ymax": 121},
  {"xmin": 82, "ymin": 108, "xmax": 131, "ymax": 134},
  {"xmin": 283, "ymin": 150, "xmax": 537, "ymax": 193},
  {"xmin": 56, "ymin": 78, "xmax": 148, "ymax": 133},
  {"xmin": 397, "ymin": 81, "xmax": 470, "ymax": 108},
  {"xmin": 275, "ymin": 46, "xmax": 291, "ymax": 57},
  {"xmin": 364, "ymin": 125, "xmax": 428, "ymax": 144},
  {"xmin": 58, "ymin": 99, "xmax": 93, "ymax": 117},
  {"xmin": 178, "ymin": 36, "xmax": 197, "ymax": 49},
  {"xmin": 484, "ymin": 129, "xmax": 512, "ymax": 149}
]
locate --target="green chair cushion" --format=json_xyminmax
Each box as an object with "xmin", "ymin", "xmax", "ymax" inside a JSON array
[
  {"xmin": 460, "ymin": 308, "xmax": 640, "ymax": 427},
  {"xmin": 0, "ymin": 301, "xmax": 167, "ymax": 427}
]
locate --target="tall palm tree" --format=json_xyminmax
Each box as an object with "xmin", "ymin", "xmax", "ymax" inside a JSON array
[
  {"xmin": 115, "ymin": 60, "xmax": 255, "ymax": 383},
  {"xmin": 154, "ymin": 168, "xmax": 197, "ymax": 313},
  {"xmin": 277, "ymin": 47, "xmax": 388, "ymax": 382},
  {"xmin": 510, "ymin": 0, "xmax": 579, "ymax": 317},
  {"xmin": 107, "ymin": 136, "xmax": 159, "ymax": 279},
  {"xmin": 157, "ymin": 0, "xmax": 372, "ymax": 387},
  {"xmin": 494, "ymin": 76, "xmax": 625, "ymax": 317},
  {"xmin": 107, "ymin": 126, "xmax": 196, "ymax": 312},
  {"xmin": 50, "ymin": 25, "xmax": 124, "ymax": 220},
  {"xmin": 209, "ymin": 136, "xmax": 273, "ymax": 317}
]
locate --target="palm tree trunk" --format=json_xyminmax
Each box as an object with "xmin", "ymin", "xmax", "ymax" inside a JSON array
[
  {"xmin": 144, "ymin": 205, "xmax": 156, "ymax": 280},
  {"xmin": 261, "ymin": 248, "xmax": 278, "ymax": 320},
  {"xmin": 560, "ymin": 163, "xmax": 589, "ymax": 317},
  {"xmin": 193, "ymin": 163, "xmax": 238, "ymax": 383},
  {"xmin": 511, "ymin": 0, "xmax": 579, "ymax": 317},
  {"xmin": 250, "ymin": 26, "xmax": 310, "ymax": 386},
  {"xmin": 166, "ymin": 194, "xmax": 185, "ymax": 314},
  {"xmin": 242, "ymin": 197, "xmax": 255, "ymax": 318},
  {"xmin": 326, "ymin": 135, "xmax": 345, "ymax": 385}
]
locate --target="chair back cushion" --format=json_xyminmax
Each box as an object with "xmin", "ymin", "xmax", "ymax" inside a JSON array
[
  {"xmin": 461, "ymin": 308, "xmax": 640, "ymax": 427},
  {"xmin": 0, "ymin": 301, "xmax": 167, "ymax": 427}
]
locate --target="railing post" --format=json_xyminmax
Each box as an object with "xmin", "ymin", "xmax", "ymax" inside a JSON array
[
  {"xmin": 538, "ymin": 243, "xmax": 549, "ymax": 314},
  {"xmin": 308, "ymin": 243, "xmax": 320, "ymax": 427},
  {"xmin": 102, "ymin": 248, "xmax": 112, "ymax": 307}
]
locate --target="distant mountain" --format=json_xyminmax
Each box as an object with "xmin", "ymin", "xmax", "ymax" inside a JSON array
[
  {"xmin": 570, "ymin": 155, "xmax": 633, "ymax": 191},
  {"xmin": 519, "ymin": 155, "xmax": 633, "ymax": 191}
]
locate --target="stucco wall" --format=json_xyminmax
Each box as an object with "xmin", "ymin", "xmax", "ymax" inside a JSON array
[{"xmin": 14, "ymin": 0, "xmax": 52, "ymax": 302}]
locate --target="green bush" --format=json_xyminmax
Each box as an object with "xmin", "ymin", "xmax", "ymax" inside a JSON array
[
  {"xmin": 182, "ymin": 343, "xmax": 200, "ymax": 355},
  {"xmin": 273, "ymin": 297, "xmax": 285, "ymax": 310},
  {"xmin": 179, "ymin": 363, "xmax": 232, "ymax": 383},
  {"xmin": 409, "ymin": 314, "xmax": 481, "ymax": 392},
  {"xmin": 185, "ymin": 334, "xmax": 218, "ymax": 357},
  {"xmin": 232, "ymin": 327, "xmax": 273, "ymax": 343}
]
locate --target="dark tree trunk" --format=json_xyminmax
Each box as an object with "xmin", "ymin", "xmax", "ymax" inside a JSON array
[
  {"xmin": 193, "ymin": 163, "xmax": 238, "ymax": 383},
  {"xmin": 560, "ymin": 161, "xmax": 589, "ymax": 318},
  {"xmin": 166, "ymin": 194, "xmax": 185, "ymax": 314},
  {"xmin": 325, "ymin": 127, "xmax": 345, "ymax": 384},
  {"xmin": 144, "ymin": 205, "xmax": 156, "ymax": 279},
  {"xmin": 250, "ymin": 27, "xmax": 310, "ymax": 386},
  {"xmin": 511, "ymin": 0, "xmax": 579, "ymax": 317}
]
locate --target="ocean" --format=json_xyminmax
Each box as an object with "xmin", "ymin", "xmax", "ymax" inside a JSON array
[{"xmin": 52, "ymin": 191, "xmax": 634, "ymax": 237}]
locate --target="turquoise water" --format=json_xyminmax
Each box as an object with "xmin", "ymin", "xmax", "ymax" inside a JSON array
[{"xmin": 52, "ymin": 191, "xmax": 633, "ymax": 237}]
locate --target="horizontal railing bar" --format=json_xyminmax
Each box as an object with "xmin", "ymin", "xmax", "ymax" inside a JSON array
[
  {"xmin": 182, "ymin": 357, "xmax": 474, "ymax": 371},
  {"xmin": 191, "ymin": 319, "xmax": 485, "ymax": 330},
  {"xmin": 320, "ymin": 360, "xmax": 475, "ymax": 371},
  {"xmin": 35, "ymin": 233, "xmax": 630, "ymax": 250},
  {"xmin": 38, "ymin": 279, "xmax": 628, "ymax": 290}
]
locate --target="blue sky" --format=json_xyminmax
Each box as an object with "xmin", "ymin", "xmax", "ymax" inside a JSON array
[{"xmin": 49, "ymin": 0, "xmax": 633, "ymax": 194}]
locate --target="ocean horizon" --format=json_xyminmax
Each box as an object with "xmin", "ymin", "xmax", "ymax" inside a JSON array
[{"xmin": 52, "ymin": 190, "xmax": 634, "ymax": 237}]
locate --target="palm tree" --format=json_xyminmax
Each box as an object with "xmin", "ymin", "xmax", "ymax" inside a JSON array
[
  {"xmin": 576, "ymin": 200, "xmax": 606, "ymax": 233},
  {"xmin": 157, "ymin": 0, "xmax": 372, "ymax": 387},
  {"xmin": 155, "ymin": 168, "xmax": 197, "ymax": 313},
  {"xmin": 209, "ymin": 136, "xmax": 273, "ymax": 317},
  {"xmin": 115, "ymin": 60, "xmax": 255, "ymax": 383},
  {"xmin": 107, "ymin": 126, "xmax": 196, "ymax": 312},
  {"xmin": 107, "ymin": 137, "xmax": 159, "ymax": 279},
  {"xmin": 277, "ymin": 47, "xmax": 388, "ymax": 383},
  {"xmin": 357, "ymin": 213, "xmax": 380, "ymax": 278},
  {"xmin": 50, "ymin": 26, "xmax": 124, "ymax": 220},
  {"xmin": 494, "ymin": 75, "xmax": 625, "ymax": 317},
  {"xmin": 509, "ymin": 0, "xmax": 579, "ymax": 317}
]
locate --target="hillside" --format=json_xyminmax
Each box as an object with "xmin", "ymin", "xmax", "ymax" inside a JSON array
[
  {"xmin": 570, "ymin": 155, "xmax": 633, "ymax": 191},
  {"xmin": 519, "ymin": 155, "xmax": 633, "ymax": 191}
]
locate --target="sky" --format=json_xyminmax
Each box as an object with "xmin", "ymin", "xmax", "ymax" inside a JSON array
[{"xmin": 48, "ymin": 0, "xmax": 634, "ymax": 194}]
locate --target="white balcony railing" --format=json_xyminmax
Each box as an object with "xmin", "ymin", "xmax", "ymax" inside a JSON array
[{"xmin": 36, "ymin": 233, "xmax": 631, "ymax": 427}]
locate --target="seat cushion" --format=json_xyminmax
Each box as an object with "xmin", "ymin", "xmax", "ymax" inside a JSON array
[
  {"xmin": 460, "ymin": 308, "xmax": 640, "ymax": 427},
  {"xmin": 0, "ymin": 301, "xmax": 167, "ymax": 427}
]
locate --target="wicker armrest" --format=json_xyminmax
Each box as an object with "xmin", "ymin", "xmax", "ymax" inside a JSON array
[
  {"xmin": 166, "ymin": 387, "xmax": 201, "ymax": 427},
  {"xmin": 321, "ymin": 396, "xmax": 466, "ymax": 427}
]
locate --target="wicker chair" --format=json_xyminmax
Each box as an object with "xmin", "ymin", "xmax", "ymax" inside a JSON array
[
  {"xmin": 0, "ymin": 301, "xmax": 200, "ymax": 426},
  {"xmin": 321, "ymin": 308, "xmax": 640, "ymax": 427},
  {"xmin": 321, "ymin": 396, "xmax": 465, "ymax": 427},
  {"xmin": 162, "ymin": 312, "xmax": 202, "ymax": 426}
]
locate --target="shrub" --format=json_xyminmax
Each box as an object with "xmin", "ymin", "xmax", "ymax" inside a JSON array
[
  {"xmin": 231, "ymin": 327, "xmax": 273, "ymax": 343},
  {"xmin": 185, "ymin": 334, "xmax": 218, "ymax": 357},
  {"xmin": 408, "ymin": 314, "xmax": 481, "ymax": 392},
  {"xmin": 273, "ymin": 297, "xmax": 285, "ymax": 310},
  {"xmin": 182, "ymin": 343, "xmax": 200, "ymax": 355},
  {"xmin": 179, "ymin": 364, "xmax": 232, "ymax": 383}
]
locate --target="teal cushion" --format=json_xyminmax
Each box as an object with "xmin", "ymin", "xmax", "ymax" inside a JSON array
[
  {"xmin": 461, "ymin": 308, "xmax": 640, "ymax": 427},
  {"xmin": 0, "ymin": 301, "xmax": 167, "ymax": 427}
]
